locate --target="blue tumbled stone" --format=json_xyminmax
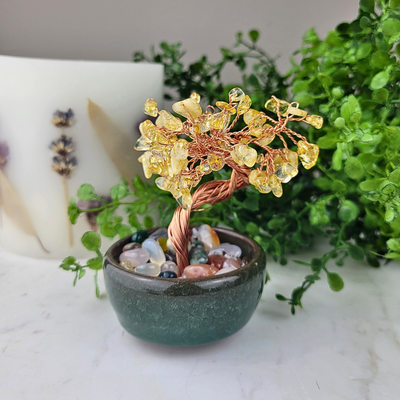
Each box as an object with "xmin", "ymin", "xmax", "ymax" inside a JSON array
[
  {"xmin": 131, "ymin": 230, "xmax": 149, "ymax": 244},
  {"xmin": 158, "ymin": 271, "xmax": 178, "ymax": 279}
]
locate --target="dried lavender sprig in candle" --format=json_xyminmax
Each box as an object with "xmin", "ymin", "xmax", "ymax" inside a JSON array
[
  {"xmin": 51, "ymin": 110, "xmax": 76, "ymax": 246},
  {"xmin": 77, "ymin": 195, "xmax": 112, "ymax": 230}
]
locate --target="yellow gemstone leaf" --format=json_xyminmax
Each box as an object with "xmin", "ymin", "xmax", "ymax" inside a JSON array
[
  {"xmin": 172, "ymin": 98, "xmax": 202, "ymax": 119},
  {"xmin": 134, "ymin": 136, "xmax": 152, "ymax": 151},
  {"xmin": 210, "ymin": 112, "xmax": 229, "ymax": 130},
  {"xmin": 265, "ymin": 97, "xmax": 290, "ymax": 115},
  {"xmin": 156, "ymin": 110, "xmax": 183, "ymax": 131},
  {"xmin": 207, "ymin": 154, "xmax": 225, "ymax": 171},
  {"xmin": 144, "ymin": 99, "xmax": 158, "ymax": 117},
  {"xmin": 196, "ymin": 163, "xmax": 212, "ymax": 175},
  {"xmin": 231, "ymin": 144, "xmax": 257, "ymax": 167},
  {"xmin": 297, "ymin": 140, "xmax": 319, "ymax": 169},
  {"xmin": 237, "ymin": 95, "xmax": 252, "ymax": 115},
  {"xmin": 216, "ymin": 101, "xmax": 236, "ymax": 115},
  {"xmin": 258, "ymin": 131, "xmax": 275, "ymax": 147},
  {"xmin": 170, "ymin": 139, "xmax": 189, "ymax": 175},
  {"xmin": 285, "ymin": 105, "xmax": 307, "ymax": 118},
  {"xmin": 229, "ymin": 87, "xmax": 245, "ymax": 103},
  {"xmin": 305, "ymin": 114, "xmax": 323, "ymax": 129},
  {"xmin": 190, "ymin": 92, "xmax": 201, "ymax": 103}
]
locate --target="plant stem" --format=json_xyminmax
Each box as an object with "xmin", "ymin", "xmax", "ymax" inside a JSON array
[{"xmin": 62, "ymin": 176, "xmax": 73, "ymax": 247}]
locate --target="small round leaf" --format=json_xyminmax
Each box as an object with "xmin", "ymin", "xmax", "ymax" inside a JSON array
[
  {"xmin": 344, "ymin": 157, "xmax": 364, "ymax": 180},
  {"xmin": 77, "ymin": 184, "xmax": 96, "ymax": 201},
  {"xmin": 81, "ymin": 231, "xmax": 101, "ymax": 251},
  {"xmin": 327, "ymin": 272, "xmax": 344, "ymax": 292}
]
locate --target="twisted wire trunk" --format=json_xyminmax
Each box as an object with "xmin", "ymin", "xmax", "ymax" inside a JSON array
[{"xmin": 168, "ymin": 159, "xmax": 251, "ymax": 275}]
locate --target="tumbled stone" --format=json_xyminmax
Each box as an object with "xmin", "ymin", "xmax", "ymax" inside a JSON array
[
  {"xmin": 241, "ymin": 256, "xmax": 250, "ymax": 267},
  {"xmin": 142, "ymin": 238, "xmax": 166, "ymax": 266},
  {"xmin": 149, "ymin": 227, "xmax": 168, "ymax": 240},
  {"xmin": 166, "ymin": 238, "xmax": 176, "ymax": 254},
  {"xmin": 157, "ymin": 237, "xmax": 169, "ymax": 252},
  {"xmin": 165, "ymin": 250, "xmax": 177, "ymax": 263},
  {"xmin": 208, "ymin": 243, "xmax": 242, "ymax": 258},
  {"xmin": 215, "ymin": 266, "xmax": 237, "ymax": 275},
  {"xmin": 131, "ymin": 230, "xmax": 149, "ymax": 244},
  {"xmin": 122, "ymin": 242, "xmax": 142, "ymax": 252},
  {"xmin": 191, "ymin": 240, "xmax": 205, "ymax": 249},
  {"xmin": 160, "ymin": 261, "xmax": 179, "ymax": 274},
  {"xmin": 222, "ymin": 258, "xmax": 241, "ymax": 269},
  {"xmin": 183, "ymin": 264, "xmax": 219, "ymax": 278},
  {"xmin": 135, "ymin": 263, "xmax": 160, "ymax": 276},
  {"xmin": 120, "ymin": 247, "xmax": 150, "ymax": 267},
  {"xmin": 120, "ymin": 260, "xmax": 134, "ymax": 271},
  {"xmin": 190, "ymin": 248, "xmax": 209, "ymax": 265},
  {"xmin": 208, "ymin": 254, "xmax": 226, "ymax": 270},
  {"xmin": 158, "ymin": 271, "xmax": 178, "ymax": 278},
  {"xmin": 197, "ymin": 224, "xmax": 220, "ymax": 251}
]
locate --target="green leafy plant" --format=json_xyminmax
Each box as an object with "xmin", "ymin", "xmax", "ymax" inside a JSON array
[
  {"xmin": 63, "ymin": 177, "xmax": 176, "ymax": 296},
  {"xmin": 61, "ymin": 0, "xmax": 400, "ymax": 314}
]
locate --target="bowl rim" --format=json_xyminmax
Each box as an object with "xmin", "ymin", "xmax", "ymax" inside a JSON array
[{"xmin": 104, "ymin": 226, "xmax": 265, "ymax": 284}]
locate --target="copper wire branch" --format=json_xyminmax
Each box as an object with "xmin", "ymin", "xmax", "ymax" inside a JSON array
[{"xmin": 168, "ymin": 160, "xmax": 250, "ymax": 275}]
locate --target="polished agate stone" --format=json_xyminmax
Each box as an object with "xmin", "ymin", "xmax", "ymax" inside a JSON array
[
  {"xmin": 160, "ymin": 261, "xmax": 178, "ymax": 274},
  {"xmin": 142, "ymin": 238, "xmax": 166, "ymax": 266},
  {"xmin": 149, "ymin": 227, "xmax": 168, "ymax": 240},
  {"xmin": 122, "ymin": 242, "xmax": 142, "ymax": 252},
  {"xmin": 189, "ymin": 248, "xmax": 208, "ymax": 265},
  {"xmin": 119, "ymin": 248, "xmax": 150, "ymax": 267},
  {"xmin": 135, "ymin": 263, "xmax": 160, "ymax": 276},
  {"xmin": 183, "ymin": 264, "xmax": 219, "ymax": 278},
  {"xmin": 215, "ymin": 266, "xmax": 237, "ymax": 275},
  {"xmin": 197, "ymin": 224, "xmax": 220, "ymax": 251},
  {"xmin": 208, "ymin": 254, "xmax": 226, "ymax": 270},
  {"xmin": 222, "ymin": 258, "xmax": 241, "ymax": 269},
  {"xmin": 209, "ymin": 243, "xmax": 242, "ymax": 258}
]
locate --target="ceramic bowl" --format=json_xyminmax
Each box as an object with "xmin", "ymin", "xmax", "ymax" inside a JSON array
[{"xmin": 103, "ymin": 227, "xmax": 267, "ymax": 346}]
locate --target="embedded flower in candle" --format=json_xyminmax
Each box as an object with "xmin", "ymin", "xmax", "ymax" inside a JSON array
[
  {"xmin": 0, "ymin": 141, "xmax": 9, "ymax": 169},
  {"xmin": 49, "ymin": 135, "xmax": 75, "ymax": 158},
  {"xmin": 52, "ymin": 109, "xmax": 74, "ymax": 128},
  {"xmin": 77, "ymin": 195, "xmax": 112, "ymax": 231},
  {"xmin": 52, "ymin": 155, "xmax": 77, "ymax": 177},
  {"xmin": 50, "ymin": 109, "xmax": 77, "ymax": 246}
]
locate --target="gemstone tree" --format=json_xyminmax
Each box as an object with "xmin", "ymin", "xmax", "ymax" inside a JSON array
[{"xmin": 135, "ymin": 88, "xmax": 321, "ymax": 275}]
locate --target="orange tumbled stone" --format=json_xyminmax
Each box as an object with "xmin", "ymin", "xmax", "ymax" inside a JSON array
[
  {"xmin": 183, "ymin": 264, "xmax": 219, "ymax": 278},
  {"xmin": 208, "ymin": 254, "xmax": 227, "ymax": 270}
]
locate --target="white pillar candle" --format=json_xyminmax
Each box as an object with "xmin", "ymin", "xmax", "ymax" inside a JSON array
[{"xmin": 0, "ymin": 55, "xmax": 163, "ymax": 259}]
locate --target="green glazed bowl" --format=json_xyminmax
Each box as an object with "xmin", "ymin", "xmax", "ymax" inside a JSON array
[{"xmin": 103, "ymin": 227, "xmax": 267, "ymax": 347}]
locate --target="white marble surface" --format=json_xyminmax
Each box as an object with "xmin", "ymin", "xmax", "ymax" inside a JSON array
[{"xmin": 1, "ymin": 244, "xmax": 399, "ymax": 400}]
